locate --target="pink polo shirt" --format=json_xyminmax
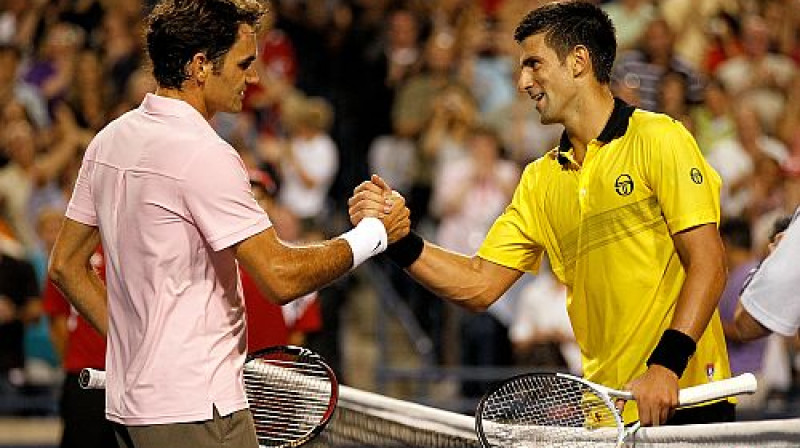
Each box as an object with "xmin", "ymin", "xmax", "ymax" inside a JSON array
[{"xmin": 66, "ymin": 93, "xmax": 272, "ymax": 425}]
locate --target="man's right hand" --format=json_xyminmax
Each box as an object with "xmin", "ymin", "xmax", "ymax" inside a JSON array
[{"xmin": 349, "ymin": 174, "xmax": 410, "ymax": 243}]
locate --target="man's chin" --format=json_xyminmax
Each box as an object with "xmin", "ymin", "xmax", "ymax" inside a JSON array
[
  {"xmin": 226, "ymin": 101, "xmax": 244, "ymax": 114},
  {"xmin": 539, "ymin": 113, "xmax": 556, "ymax": 125}
]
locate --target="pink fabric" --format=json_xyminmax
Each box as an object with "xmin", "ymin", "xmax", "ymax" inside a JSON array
[{"xmin": 66, "ymin": 93, "xmax": 271, "ymax": 425}]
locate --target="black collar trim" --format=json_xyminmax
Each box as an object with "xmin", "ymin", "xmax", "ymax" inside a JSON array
[{"xmin": 557, "ymin": 98, "xmax": 635, "ymax": 153}]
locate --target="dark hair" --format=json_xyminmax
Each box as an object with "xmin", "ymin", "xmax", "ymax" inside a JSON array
[
  {"xmin": 146, "ymin": 0, "xmax": 266, "ymax": 89},
  {"xmin": 720, "ymin": 217, "xmax": 752, "ymax": 250},
  {"xmin": 771, "ymin": 215, "xmax": 793, "ymax": 240},
  {"xmin": 513, "ymin": 1, "xmax": 616, "ymax": 84}
]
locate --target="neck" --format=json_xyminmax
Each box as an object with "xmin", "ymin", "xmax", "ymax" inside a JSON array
[
  {"xmin": 563, "ymin": 85, "xmax": 615, "ymax": 162},
  {"xmin": 155, "ymin": 86, "xmax": 210, "ymax": 120}
]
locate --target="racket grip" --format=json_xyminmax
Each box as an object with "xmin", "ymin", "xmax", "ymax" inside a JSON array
[
  {"xmin": 678, "ymin": 373, "xmax": 757, "ymax": 406},
  {"xmin": 79, "ymin": 368, "xmax": 107, "ymax": 389}
]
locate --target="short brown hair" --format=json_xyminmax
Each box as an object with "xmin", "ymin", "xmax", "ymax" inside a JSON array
[{"xmin": 146, "ymin": 0, "xmax": 266, "ymax": 89}]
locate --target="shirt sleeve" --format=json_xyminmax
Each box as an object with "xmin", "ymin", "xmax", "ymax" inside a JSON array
[
  {"xmin": 65, "ymin": 139, "xmax": 98, "ymax": 226},
  {"xmin": 740, "ymin": 212, "xmax": 800, "ymax": 336},
  {"xmin": 182, "ymin": 140, "xmax": 271, "ymax": 251},
  {"xmin": 643, "ymin": 118, "xmax": 722, "ymax": 234},
  {"xmin": 477, "ymin": 163, "xmax": 544, "ymax": 273}
]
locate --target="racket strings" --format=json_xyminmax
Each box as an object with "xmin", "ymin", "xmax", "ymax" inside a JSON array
[
  {"xmin": 244, "ymin": 354, "xmax": 334, "ymax": 446},
  {"xmin": 479, "ymin": 375, "xmax": 618, "ymax": 447}
]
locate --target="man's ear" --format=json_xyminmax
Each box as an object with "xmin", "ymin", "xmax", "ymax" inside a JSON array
[
  {"xmin": 571, "ymin": 45, "xmax": 591, "ymax": 79},
  {"xmin": 189, "ymin": 53, "xmax": 210, "ymax": 82}
]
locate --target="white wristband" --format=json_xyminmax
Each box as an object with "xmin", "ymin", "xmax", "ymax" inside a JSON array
[{"xmin": 339, "ymin": 217, "xmax": 388, "ymax": 269}]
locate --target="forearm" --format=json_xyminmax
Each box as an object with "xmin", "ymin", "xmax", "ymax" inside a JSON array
[
  {"xmin": 261, "ymin": 239, "xmax": 353, "ymax": 304},
  {"xmin": 51, "ymin": 267, "xmax": 108, "ymax": 336},
  {"xmin": 731, "ymin": 302, "xmax": 772, "ymax": 342},
  {"xmin": 406, "ymin": 243, "xmax": 512, "ymax": 312},
  {"xmin": 237, "ymin": 224, "xmax": 387, "ymax": 305},
  {"xmin": 669, "ymin": 256, "xmax": 726, "ymax": 341}
]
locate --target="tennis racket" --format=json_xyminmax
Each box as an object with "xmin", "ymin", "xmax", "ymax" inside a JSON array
[
  {"xmin": 80, "ymin": 345, "xmax": 338, "ymax": 448},
  {"xmin": 475, "ymin": 372, "xmax": 757, "ymax": 448}
]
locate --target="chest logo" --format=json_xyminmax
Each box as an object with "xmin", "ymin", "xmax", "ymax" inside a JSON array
[
  {"xmin": 614, "ymin": 174, "xmax": 634, "ymax": 196},
  {"xmin": 690, "ymin": 168, "xmax": 703, "ymax": 185}
]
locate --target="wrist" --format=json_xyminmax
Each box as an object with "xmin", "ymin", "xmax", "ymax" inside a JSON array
[
  {"xmin": 383, "ymin": 231, "xmax": 424, "ymax": 268},
  {"xmin": 339, "ymin": 217, "xmax": 388, "ymax": 269},
  {"xmin": 646, "ymin": 329, "xmax": 696, "ymax": 378}
]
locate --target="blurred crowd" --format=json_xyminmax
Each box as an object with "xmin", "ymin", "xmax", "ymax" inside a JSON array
[{"xmin": 1, "ymin": 0, "xmax": 799, "ymax": 418}]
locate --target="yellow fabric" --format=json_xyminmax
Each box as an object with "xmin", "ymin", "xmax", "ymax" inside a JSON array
[{"xmin": 478, "ymin": 109, "xmax": 732, "ymax": 423}]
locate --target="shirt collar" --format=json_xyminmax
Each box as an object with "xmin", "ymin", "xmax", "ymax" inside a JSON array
[
  {"xmin": 139, "ymin": 93, "xmax": 207, "ymax": 122},
  {"xmin": 557, "ymin": 97, "xmax": 635, "ymax": 153}
]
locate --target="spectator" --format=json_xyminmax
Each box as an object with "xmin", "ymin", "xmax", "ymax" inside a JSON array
[
  {"xmin": 691, "ymin": 78, "xmax": 736, "ymax": 155},
  {"xmin": 702, "ymin": 11, "xmax": 743, "ymax": 75},
  {"xmin": 601, "ymin": 0, "xmax": 656, "ymax": 51},
  {"xmin": 0, "ymin": 109, "xmax": 84, "ymax": 254},
  {"xmin": 24, "ymin": 22, "xmax": 84, "ymax": 114},
  {"xmin": 659, "ymin": 70, "xmax": 694, "ymax": 132},
  {"xmin": 429, "ymin": 126, "xmax": 519, "ymax": 397},
  {"xmin": 0, "ymin": 44, "xmax": 50, "ymax": 130},
  {"xmin": 0, "ymin": 245, "xmax": 40, "ymax": 394},
  {"xmin": 510, "ymin": 257, "xmax": 580, "ymax": 375},
  {"xmin": 611, "ymin": 16, "xmax": 705, "ymax": 113},
  {"xmin": 706, "ymin": 107, "xmax": 788, "ymax": 218},
  {"xmin": 716, "ymin": 14, "xmax": 797, "ymax": 135},
  {"xmin": 278, "ymin": 95, "xmax": 339, "ymax": 226}
]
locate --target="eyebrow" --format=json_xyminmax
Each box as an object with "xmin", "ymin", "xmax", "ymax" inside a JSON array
[
  {"xmin": 239, "ymin": 55, "xmax": 256, "ymax": 67},
  {"xmin": 520, "ymin": 56, "xmax": 540, "ymax": 68}
]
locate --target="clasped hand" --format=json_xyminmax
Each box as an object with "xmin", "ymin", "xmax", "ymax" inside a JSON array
[{"xmin": 348, "ymin": 174, "xmax": 410, "ymax": 244}]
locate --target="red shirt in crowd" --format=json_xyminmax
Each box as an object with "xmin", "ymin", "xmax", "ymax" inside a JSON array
[
  {"xmin": 240, "ymin": 268, "xmax": 321, "ymax": 353},
  {"xmin": 42, "ymin": 248, "xmax": 106, "ymax": 372}
]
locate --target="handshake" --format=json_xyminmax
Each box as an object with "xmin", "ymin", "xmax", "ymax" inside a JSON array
[{"xmin": 348, "ymin": 174, "xmax": 411, "ymax": 244}]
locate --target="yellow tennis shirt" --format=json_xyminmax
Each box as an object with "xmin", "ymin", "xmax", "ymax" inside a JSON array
[{"xmin": 477, "ymin": 99, "xmax": 731, "ymax": 422}]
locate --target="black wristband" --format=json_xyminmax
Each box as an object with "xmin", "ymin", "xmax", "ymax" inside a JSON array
[
  {"xmin": 383, "ymin": 231, "xmax": 424, "ymax": 268},
  {"xmin": 646, "ymin": 329, "xmax": 697, "ymax": 378}
]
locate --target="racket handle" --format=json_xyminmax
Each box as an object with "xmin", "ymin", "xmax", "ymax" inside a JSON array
[
  {"xmin": 79, "ymin": 368, "xmax": 107, "ymax": 389},
  {"xmin": 678, "ymin": 373, "xmax": 757, "ymax": 406}
]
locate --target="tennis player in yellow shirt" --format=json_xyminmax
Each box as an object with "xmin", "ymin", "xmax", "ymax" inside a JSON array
[{"xmin": 350, "ymin": 1, "xmax": 732, "ymax": 427}]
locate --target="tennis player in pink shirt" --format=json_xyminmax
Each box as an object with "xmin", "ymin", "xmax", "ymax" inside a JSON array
[{"xmin": 48, "ymin": 1, "xmax": 409, "ymax": 447}]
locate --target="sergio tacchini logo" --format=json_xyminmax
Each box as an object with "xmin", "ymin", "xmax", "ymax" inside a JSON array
[{"xmin": 615, "ymin": 174, "xmax": 634, "ymax": 196}]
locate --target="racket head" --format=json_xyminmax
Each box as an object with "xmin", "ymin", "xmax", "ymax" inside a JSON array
[
  {"xmin": 244, "ymin": 345, "xmax": 338, "ymax": 448},
  {"xmin": 475, "ymin": 372, "xmax": 624, "ymax": 448}
]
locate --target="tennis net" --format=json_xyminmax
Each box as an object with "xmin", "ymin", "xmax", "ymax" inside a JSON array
[{"xmin": 305, "ymin": 384, "xmax": 800, "ymax": 448}]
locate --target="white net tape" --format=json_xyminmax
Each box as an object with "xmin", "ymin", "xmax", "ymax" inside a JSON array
[{"xmin": 308, "ymin": 384, "xmax": 800, "ymax": 448}]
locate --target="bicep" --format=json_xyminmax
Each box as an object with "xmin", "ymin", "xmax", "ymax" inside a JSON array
[
  {"xmin": 410, "ymin": 243, "xmax": 523, "ymax": 311},
  {"xmin": 671, "ymin": 223, "xmax": 724, "ymax": 267},
  {"xmin": 474, "ymin": 256, "xmax": 525, "ymax": 301}
]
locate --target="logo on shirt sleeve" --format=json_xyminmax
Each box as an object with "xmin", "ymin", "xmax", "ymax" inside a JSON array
[
  {"xmin": 690, "ymin": 168, "xmax": 704, "ymax": 185},
  {"xmin": 615, "ymin": 174, "xmax": 634, "ymax": 196}
]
